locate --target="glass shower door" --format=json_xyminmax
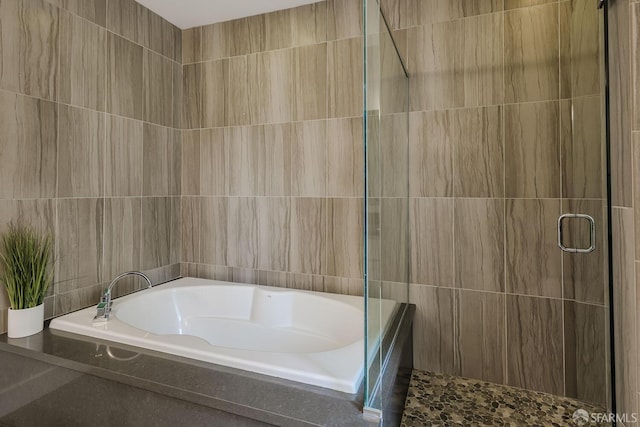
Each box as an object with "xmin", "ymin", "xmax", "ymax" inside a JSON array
[{"xmin": 363, "ymin": 0, "xmax": 409, "ymax": 416}]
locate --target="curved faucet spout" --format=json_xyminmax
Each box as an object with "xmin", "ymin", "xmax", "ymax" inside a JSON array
[{"xmin": 94, "ymin": 271, "xmax": 152, "ymax": 322}]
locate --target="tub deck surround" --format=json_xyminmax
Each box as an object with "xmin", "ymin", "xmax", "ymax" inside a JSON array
[
  {"xmin": 50, "ymin": 277, "xmax": 397, "ymax": 393},
  {"xmin": 0, "ymin": 305, "xmax": 414, "ymax": 426}
]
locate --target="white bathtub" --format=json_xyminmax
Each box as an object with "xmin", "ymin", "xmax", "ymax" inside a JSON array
[{"xmin": 49, "ymin": 277, "xmax": 397, "ymax": 393}]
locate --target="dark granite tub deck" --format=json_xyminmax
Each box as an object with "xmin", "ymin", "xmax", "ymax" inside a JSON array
[{"xmin": 401, "ymin": 371, "xmax": 608, "ymax": 426}]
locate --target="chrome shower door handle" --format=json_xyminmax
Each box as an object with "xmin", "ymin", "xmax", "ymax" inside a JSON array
[{"xmin": 557, "ymin": 213, "xmax": 596, "ymax": 253}]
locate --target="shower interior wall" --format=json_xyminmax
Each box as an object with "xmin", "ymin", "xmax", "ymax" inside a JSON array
[{"xmin": 380, "ymin": 0, "xmax": 609, "ymax": 407}]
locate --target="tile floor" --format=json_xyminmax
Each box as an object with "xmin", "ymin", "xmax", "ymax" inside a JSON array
[{"xmin": 401, "ymin": 370, "xmax": 608, "ymax": 426}]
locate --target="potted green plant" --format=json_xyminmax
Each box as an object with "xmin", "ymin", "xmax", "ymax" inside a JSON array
[{"xmin": 0, "ymin": 223, "xmax": 53, "ymax": 338}]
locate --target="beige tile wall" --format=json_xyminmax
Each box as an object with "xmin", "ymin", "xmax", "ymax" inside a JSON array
[
  {"xmin": 0, "ymin": 0, "xmax": 626, "ymax": 413},
  {"xmin": 180, "ymin": 0, "xmax": 368, "ymax": 295},
  {"xmin": 0, "ymin": 0, "xmax": 182, "ymax": 333},
  {"xmin": 383, "ymin": 0, "xmax": 609, "ymax": 406}
]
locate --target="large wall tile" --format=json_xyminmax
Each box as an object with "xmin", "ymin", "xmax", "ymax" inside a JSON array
[
  {"xmin": 55, "ymin": 198, "xmax": 104, "ymax": 293},
  {"xmin": 106, "ymin": 0, "xmax": 137, "ymax": 43},
  {"xmin": 201, "ymin": 23, "xmax": 228, "ymax": 61},
  {"xmin": 327, "ymin": 118, "xmax": 364, "ymax": 197},
  {"xmin": 294, "ymin": 44, "xmax": 327, "ymax": 121},
  {"xmin": 327, "ymin": 198, "xmax": 363, "ymax": 279},
  {"xmin": 182, "ymin": 63, "xmax": 202, "ymax": 129},
  {"xmin": 262, "ymin": 124, "xmax": 292, "ymax": 197},
  {"xmin": 182, "ymin": 27, "xmax": 201, "ymax": 64},
  {"xmin": 141, "ymin": 197, "xmax": 180, "ymax": 270},
  {"xmin": 201, "ymin": 59, "xmax": 227, "ymax": 128},
  {"xmin": 227, "ymin": 125, "xmax": 290, "ymax": 197},
  {"xmin": 454, "ymin": 198, "xmax": 504, "ymax": 292},
  {"xmin": 59, "ymin": 0, "xmax": 106, "ymax": 26},
  {"xmin": 291, "ymin": 121, "xmax": 326, "ymax": 197},
  {"xmin": 410, "ymin": 284, "xmax": 455, "ymax": 373},
  {"xmin": 290, "ymin": 198, "xmax": 326, "ymax": 275},
  {"xmin": 407, "ymin": 14, "xmax": 502, "ymax": 111},
  {"xmin": 380, "ymin": 198, "xmax": 409, "ymax": 284},
  {"xmin": 506, "ymin": 199, "xmax": 561, "ymax": 298},
  {"xmin": 0, "ymin": 92, "xmax": 57, "ymax": 199},
  {"xmin": 227, "ymin": 197, "xmax": 257, "ymax": 269},
  {"xmin": 200, "ymin": 129, "xmax": 227, "ymax": 196},
  {"xmin": 612, "ymin": 208, "xmax": 637, "ymax": 417},
  {"xmin": 103, "ymin": 198, "xmax": 142, "ymax": 281},
  {"xmin": 107, "ymin": 33, "xmax": 143, "ymax": 120},
  {"xmin": 564, "ymin": 301, "xmax": 607, "ymax": 407},
  {"xmin": 291, "ymin": 2, "xmax": 326, "ymax": 46},
  {"xmin": 410, "ymin": 198, "xmax": 454, "ymax": 287},
  {"xmin": 200, "ymin": 197, "xmax": 227, "ymax": 266},
  {"xmin": 57, "ymin": 105, "xmax": 104, "ymax": 198},
  {"xmin": 404, "ymin": 0, "xmax": 503, "ymax": 27},
  {"xmin": 248, "ymin": 50, "xmax": 294, "ymax": 124},
  {"xmin": 451, "ymin": 106, "xmax": 503, "ymax": 198},
  {"xmin": 105, "ymin": 116, "xmax": 143, "ymax": 197},
  {"xmin": 328, "ymin": 38, "xmax": 363, "ymax": 118},
  {"xmin": 504, "ymin": 4, "xmax": 559, "ymax": 103},
  {"xmin": 142, "ymin": 124, "xmax": 181, "ymax": 196},
  {"xmin": 143, "ymin": 50, "xmax": 173, "ymax": 127},
  {"xmin": 0, "ymin": 0, "xmax": 59, "ymax": 100},
  {"xmin": 506, "ymin": 295, "xmax": 564, "ymax": 396},
  {"xmin": 561, "ymin": 97, "xmax": 605, "ymax": 199},
  {"xmin": 327, "ymin": 0, "xmax": 362, "ymax": 40},
  {"xmin": 226, "ymin": 56, "xmax": 250, "ymax": 126},
  {"xmin": 379, "ymin": 114, "xmax": 409, "ymax": 197},
  {"xmin": 462, "ymin": 13, "xmax": 503, "ymax": 107},
  {"xmin": 407, "ymin": 22, "xmax": 462, "ymax": 111},
  {"xmin": 227, "ymin": 127, "xmax": 260, "ymax": 196},
  {"xmin": 0, "ymin": 199, "xmax": 55, "ymax": 237},
  {"xmin": 172, "ymin": 62, "xmax": 182, "ymax": 129},
  {"xmin": 181, "ymin": 197, "xmax": 200, "ymax": 264},
  {"xmin": 409, "ymin": 111, "xmax": 453, "ymax": 197},
  {"xmin": 181, "ymin": 130, "xmax": 200, "ymax": 196},
  {"xmin": 566, "ymin": 0, "xmax": 600, "ymax": 98},
  {"xmin": 456, "ymin": 290, "xmax": 505, "ymax": 384},
  {"xmin": 138, "ymin": 8, "xmax": 177, "ymax": 61},
  {"xmin": 261, "ymin": 9, "xmax": 293, "ymax": 52},
  {"xmin": 609, "ymin": 0, "xmax": 632, "ymax": 207},
  {"xmin": 504, "ymin": 101, "xmax": 560, "ymax": 198},
  {"xmin": 59, "ymin": 11, "xmax": 106, "ymax": 111},
  {"xmin": 256, "ymin": 198, "xmax": 290, "ymax": 271}
]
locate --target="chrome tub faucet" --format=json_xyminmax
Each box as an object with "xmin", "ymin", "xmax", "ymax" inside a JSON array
[{"xmin": 94, "ymin": 271, "xmax": 152, "ymax": 323}]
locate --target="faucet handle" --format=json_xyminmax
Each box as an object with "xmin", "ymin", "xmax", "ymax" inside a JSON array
[{"xmin": 93, "ymin": 301, "xmax": 108, "ymax": 324}]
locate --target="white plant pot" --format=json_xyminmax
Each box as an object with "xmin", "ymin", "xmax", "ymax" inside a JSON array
[{"xmin": 7, "ymin": 304, "xmax": 44, "ymax": 338}]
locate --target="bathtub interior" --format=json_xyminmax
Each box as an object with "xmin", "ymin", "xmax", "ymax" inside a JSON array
[{"xmin": 115, "ymin": 285, "xmax": 365, "ymax": 353}]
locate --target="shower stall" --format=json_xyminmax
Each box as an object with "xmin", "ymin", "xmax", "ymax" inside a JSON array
[{"xmin": 362, "ymin": 0, "xmax": 616, "ymax": 421}]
